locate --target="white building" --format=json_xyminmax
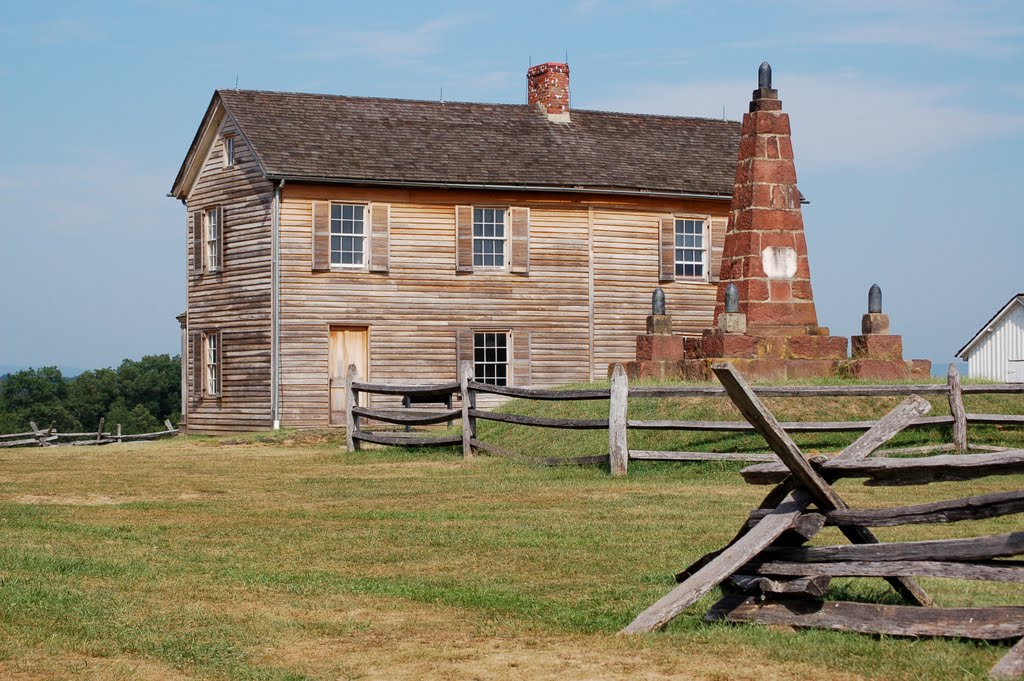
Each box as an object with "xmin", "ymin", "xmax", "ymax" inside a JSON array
[{"xmin": 956, "ymin": 294, "xmax": 1024, "ymax": 382}]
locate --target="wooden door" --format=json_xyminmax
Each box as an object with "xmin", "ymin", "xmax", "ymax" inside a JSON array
[
  {"xmin": 1009, "ymin": 359, "xmax": 1024, "ymax": 384},
  {"xmin": 330, "ymin": 327, "xmax": 369, "ymax": 425}
]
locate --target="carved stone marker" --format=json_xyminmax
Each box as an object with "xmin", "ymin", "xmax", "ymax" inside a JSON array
[
  {"xmin": 646, "ymin": 287, "xmax": 673, "ymax": 335},
  {"xmin": 862, "ymin": 283, "xmax": 890, "ymax": 335},
  {"xmin": 719, "ymin": 283, "xmax": 747, "ymax": 335}
]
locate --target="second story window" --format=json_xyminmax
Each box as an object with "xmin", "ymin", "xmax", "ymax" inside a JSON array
[
  {"xmin": 330, "ymin": 203, "xmax": 366, "ymax": 267},
  {"xmin": 223, "ymin": 135, "xmax": 235, "ymax": 167},
  {"xmin": 674, "ymin": 218, "xmax": 706, "ymax": 278},
  {"xmin": 205, "ymin": 208, "xmax": 220, "ymax": 272},
  {"xmin": 473, "ymin": 208, "xmax": 506, "ymax": 268}
]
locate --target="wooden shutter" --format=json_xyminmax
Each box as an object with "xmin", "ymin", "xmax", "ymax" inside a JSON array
[
  {"xmin": 312, "ymin": 201, "xmax": 330, "ymax": 272},
  {"xmin": 455, "ymin": 206, "xmax": 473, "ymax": 273},
  {"xmin": 191, "ymin": 332, "xmax": 204, "ymax": 403},
  {"xmin": 513, "ymin": 330, "xmax": 531, "ymax": 387},
  {"xmin": 455, "ymin": 329, "xmax": 474, "ymax": 375},
  {"xmin": 191, "ymin": 211, "xmax": 202, "ymax": 274},
  {"xmin": 368, "ymin": 202, "xmax": 390, "ymax": 273},
  {"xmin": 215, "ymin": 206, "xmax": 225, "ymax": 272},
  {"xmin": 659, "ymin": 216, "xmax": 675, "ymax": 282},
  {"xmin": 509, "ymin": 207, "xmax": 530, "ymax": 274},
  {"xmin": 709, "ymin": 217, "xmax": 727, "ymax": 282}
]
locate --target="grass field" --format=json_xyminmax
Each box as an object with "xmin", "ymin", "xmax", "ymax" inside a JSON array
[{"xmin": 1, "ymin": 388, "xmax": 1022, "ymax": 680}]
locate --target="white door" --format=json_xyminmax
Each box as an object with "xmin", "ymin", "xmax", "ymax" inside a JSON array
[
  {"xmin": 330, "ymin": 327, "xmax": 369, "ymax": 425},
  {"xmin": 1008, "ymin": 359, "xmax": 1024, "ymax": 383}
]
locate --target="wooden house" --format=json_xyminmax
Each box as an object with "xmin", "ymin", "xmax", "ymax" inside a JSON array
[
  {"xmin": 170, "ymin": 63, "xmax": 741, "ymax": 433},
  {"xmin": 956, "ymin": 294, "xmax": 1024, "ymax": 382}
]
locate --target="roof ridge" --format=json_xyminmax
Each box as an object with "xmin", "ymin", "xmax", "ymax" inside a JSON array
[{"xmin": 215, "ymin": 88, "xmax": 741, "ymax": 125}]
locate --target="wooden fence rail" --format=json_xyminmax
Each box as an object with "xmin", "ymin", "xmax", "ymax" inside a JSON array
[
  {"xmin": 344, "ymin": 362, "xmax": 1024, "ymax": 473},
  {"xmin": 0, "ymin": 419, "xmax": 178, "ymax": 448},
  {"xmin": 620, "ymin": 362, "xmax": 1024, "ymax": 679}
]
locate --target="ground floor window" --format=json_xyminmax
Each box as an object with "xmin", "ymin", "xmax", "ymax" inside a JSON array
[
  {"xmin": 204, "ymin": 332, "xmax": 220, "ymax": 396},
  {"xmin": 473, "ymin": 331, "xmax": 508, "ymax": 385}
]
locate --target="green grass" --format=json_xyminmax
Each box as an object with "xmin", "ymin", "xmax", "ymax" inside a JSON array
[{"xmin": 0, "ymin": 385, "xmax": 1022, "ymax": 679}]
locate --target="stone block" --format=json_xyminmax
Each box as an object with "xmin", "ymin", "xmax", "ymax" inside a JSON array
[
  {"xmin": 702, "ymin": 331, "xmax": 762, "ymax": 359},
  {"xmin": 851, "ymin": 334, "xmax": 903, "ymax": 360},
  {"xmin": 718, "ymin": 312, "xmax": 747, "ymax": 335},
  {"xmin": 788, "ymin": 335, "xmax": 848, "ymax": 360},
  {"xmin": 861, "ymin": 312, "xmax": 890, "ymax": 335},
  {"xmin": 787, "ymin": 360, "xmax": 842, "ymax": 379},
  {"xmin": 682, "ymin": 337, "xmax": 705, "ymax": 359},
  {"xmin": 682, "ymin": 360, "xmax": 710, "ymax": 382},
  {"xmin": 727, "ymin": 359, "xmax": 788, "ymax": 382},
  {"xmin": 847, "ymin": 359, "xmax": 911, "ymax": 381},
  {"xmin": 646, "ymin": 314, "xmax": 673, "ymax": 335},
  {"xmin": 636, "ymin": 335, "xmax": 686, "ymax": 361},
  {"xmin": 909, "ymin": 359, "xmax": 932, "ymax": 379}
]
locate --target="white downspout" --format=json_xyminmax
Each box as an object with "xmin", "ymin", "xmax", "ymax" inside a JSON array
[{"xmin": 271, "ymin": 180, "xmax": 283, "ymax": 429}]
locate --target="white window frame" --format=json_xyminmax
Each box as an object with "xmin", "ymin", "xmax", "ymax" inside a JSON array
[
  {"xmin": 205, "ymin": 207, "xmax": 220, "ymax": 272},
  {"xmin": 472, "ymin": 207, "xmax": 508, "ymax": 270},
  {"xmin": 473, "ymin": 330, "xmax": 510, "ymax": 386},
  {"xmin": 329, "ymin": 202, "xmax": 368, "ymax": 270},
  {"xmin": 223, "ymin": 135, "xmax": 235, "ymax": 167},
  {"xmin": 674, "ymin": 216, "xmax": 709, "ymax": 280},
  {"xmin": 204, "ymin": 332, "xmax": 220, "ymax": 397}
]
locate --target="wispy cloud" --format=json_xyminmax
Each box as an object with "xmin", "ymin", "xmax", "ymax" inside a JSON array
[
  {"xmin": 734, "ymin": 1, "xmax": 1023, "ymax": 57},
  {"xmin": 292, "ymin": 16, "xmax": 464, "ymax": 67},
  {"xmin": 590, "ymin": 73, "xmax": 1024, "ymax": 169}
]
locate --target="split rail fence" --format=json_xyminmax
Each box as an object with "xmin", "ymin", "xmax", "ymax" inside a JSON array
[
  {"xmin": 621, "ymin": 363, "xmax": 1024, "ymax": 681},
  {"xmin": 0, "ymin": 419, "xmax": 179, "ymax": 448},
  {"xmin": 344, "ymin": 362, "xmax": 1024, "ymax": 473}
]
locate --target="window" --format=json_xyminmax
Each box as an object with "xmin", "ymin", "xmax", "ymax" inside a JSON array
[
  {"xmin": 474, "ymin": 332, "xmax": 509, "ymax": 386},
  {"xmin": 204, "ymin": 332, "xmax": 220, "ymax": 396},
  {"xmin": 223, "ymin": 135, "xmax": 235, "ymax": 167},
  {"xmin": 473, "ymin": 208, "xmax": 506, "ymax": 268},
  {"xmin": 674, "ymin": 218, "xmax": 707, "ymax": 278},
  {"xmin": 330, "ymin": 203, "xmax": 366, "ymax": 267},
  {"xmin": 205, "ymin": 208, "xmax": 220, "ymax": 272}
]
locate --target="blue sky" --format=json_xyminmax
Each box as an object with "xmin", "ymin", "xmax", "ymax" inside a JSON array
[{"xmin": 0, "ymin": 0, "xmax": 1021, "ymax": 370}]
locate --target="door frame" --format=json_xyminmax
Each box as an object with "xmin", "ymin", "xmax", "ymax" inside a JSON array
[{"xmin": 329, "ymin": 325, "xmax": 370, "ymax": 425}]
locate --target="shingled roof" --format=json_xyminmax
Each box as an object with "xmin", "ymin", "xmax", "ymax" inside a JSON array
[{"xmin": 173, "ymin": 89, "xmax": 742, "ymax": 199}]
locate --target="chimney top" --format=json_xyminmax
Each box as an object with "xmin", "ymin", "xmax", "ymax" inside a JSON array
[{"xmin": 527, "ymin": 62, "xmax": 570, "ymax": 123}]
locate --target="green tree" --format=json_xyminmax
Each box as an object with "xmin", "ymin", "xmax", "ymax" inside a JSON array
[
  {"xmin": 116, "ymin": 355, "xmax": 180, "ymax": 423},
  {"xmin": 106, "ymin": 400, "xmax": 162, "ymax": 435},
  {"xmin": 66, "ymin": 368, "xmax": 120, "ymax": 430},
  {"xmin": 0, "ymin": 367, "xmax": 81, "ymax": 432}
]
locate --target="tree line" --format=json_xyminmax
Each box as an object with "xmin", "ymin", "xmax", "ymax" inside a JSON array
[{"xmin": 0, "ymin": 355, "xmax": 180, "ymax": 435}]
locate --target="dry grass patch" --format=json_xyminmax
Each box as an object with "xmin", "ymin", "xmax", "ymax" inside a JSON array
[{"xmin": 0, "ymin": 436, "xmax": 1020, "ymax": 679}]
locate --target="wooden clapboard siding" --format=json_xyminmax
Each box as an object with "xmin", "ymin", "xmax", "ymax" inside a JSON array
[
  {"xmin": 276, "ymin": 184, "xmax": 728, "ymax": 429},
  {"xmin": 591, "ymin": 209, "xmax": 720, "ymax": 377},
  {"xmin": 185, "ymin": 114, "xmax": 274, "ymax": 433}
]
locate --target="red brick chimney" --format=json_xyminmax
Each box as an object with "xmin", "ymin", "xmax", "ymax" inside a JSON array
[{"xmin": 528, "ymin": 62, "xmax": 570, "ymax": 122}]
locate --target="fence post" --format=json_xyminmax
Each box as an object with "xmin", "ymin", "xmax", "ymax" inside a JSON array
[
  {"xmin": 345, "ymin": 364, "xmax": 360, "ymax": 452},
  {"xmin": 459, "ymin": 361, "xmax": 476, "ymax": 458},
  {"xmin": 96, "ymin": 417, "xmax": 105, "ymax": 443},
  {"xmin": 947, "ymin": 363, "xmax": 968, "ymax": 453},
  {"xmin": 116, "ymin": 424, "xmax": 122, "ymax": 444},
  {"xmin": 609, "ymin": 363, "xmax": 629, "ymax": 476}
]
